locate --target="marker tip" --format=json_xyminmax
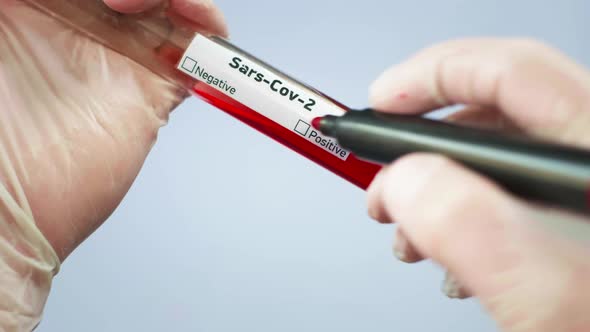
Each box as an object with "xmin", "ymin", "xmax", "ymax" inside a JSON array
[{"xmin": 311, "ymin": 117, "xmax": 322, "ymax": 130}]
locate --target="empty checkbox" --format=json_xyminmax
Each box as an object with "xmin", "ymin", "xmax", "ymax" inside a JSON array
[
  {"xmin": 181, "ymin": 57, "xmax": 197, "ymax": 73},
  {"xmin": 294, "ymin": 120, "xmax": 311, "ymax": 136}
]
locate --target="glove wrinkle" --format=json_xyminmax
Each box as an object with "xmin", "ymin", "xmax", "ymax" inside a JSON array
[{"xmin": 0, "ymin": 2, "xmax": 186, "ymax": 330}]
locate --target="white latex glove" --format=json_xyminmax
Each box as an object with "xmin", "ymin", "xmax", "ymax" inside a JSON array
[
  {"xmin": 367, "ymin": 38, "xmax": 590, "ymax": 332},
  {"xmin": 0, "ymin": 0, "xmax": 227, "ymax": 330}
]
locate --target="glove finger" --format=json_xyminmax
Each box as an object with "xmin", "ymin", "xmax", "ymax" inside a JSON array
[
  {"xmin": 393, "ymin": 227, "xmax": 423, "ymax": 263},
  {"xmin": 104, "ymin": 0, "xmax": 166, "ymax": 13}
]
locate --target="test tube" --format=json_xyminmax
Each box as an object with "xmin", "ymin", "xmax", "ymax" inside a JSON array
[{"xmin": 23, "ymin": 0, "xmax": 382, "ymax": 189}]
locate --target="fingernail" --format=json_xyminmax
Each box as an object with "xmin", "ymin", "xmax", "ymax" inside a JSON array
[
  {"xmin": 393, "ymin": 248, "xmax": 407, "ymax": 262},
  {"xmin": 366, "ymin": 167, "xmax": 388, "ymax": 220},
  {"xmin": 393, "ymin": 230, "xmax": 408, "ymax": 262},
  {"xmin": 393, "ymin": 228, "xmax": 422, "ymax": 263},
  {"xmin": 442, "ymin": 272, "xmax": 469, "ymax": 299}
]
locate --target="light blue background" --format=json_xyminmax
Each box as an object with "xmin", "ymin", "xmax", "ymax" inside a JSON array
[{"xmin": 42, "ymin": 1, "xmax": 590, "ymax": 331}]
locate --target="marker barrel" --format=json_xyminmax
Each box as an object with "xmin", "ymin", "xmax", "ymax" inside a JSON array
[{"xmin": 319, "ymin": 110, "xmax": 590, "ymax": 214}]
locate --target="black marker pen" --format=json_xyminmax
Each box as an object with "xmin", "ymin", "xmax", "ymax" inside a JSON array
[{"xmin": 313, "ymin": 110, "xmax": 590, "ymax": 214}]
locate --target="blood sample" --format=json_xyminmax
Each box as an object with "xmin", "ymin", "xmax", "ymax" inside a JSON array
[
  {"xmin": 179, "ymin": 36, "xmax": 382, "ymax": 189},
  {"xmin": 191, "ymin": 79, "xmax": 382, "ymax": 189}
]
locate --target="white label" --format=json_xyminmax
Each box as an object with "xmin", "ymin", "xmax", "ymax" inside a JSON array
[{"xmin": 177, "ymin": 35, "xmax": 350, "ymax": 160}]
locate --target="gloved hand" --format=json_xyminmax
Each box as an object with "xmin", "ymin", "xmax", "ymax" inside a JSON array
[
  {"xmin": 0, "ymin": 0, "xmax": 227, "ymax": 330},
  {"xmin": 367, "ymin": 38, "xmax": 590, "ymax": 332}
]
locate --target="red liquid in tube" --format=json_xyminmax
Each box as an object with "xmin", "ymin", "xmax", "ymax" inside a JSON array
[{"xmin": 192, "ymin": 81, "xmax": 382, "ymax": 189}]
